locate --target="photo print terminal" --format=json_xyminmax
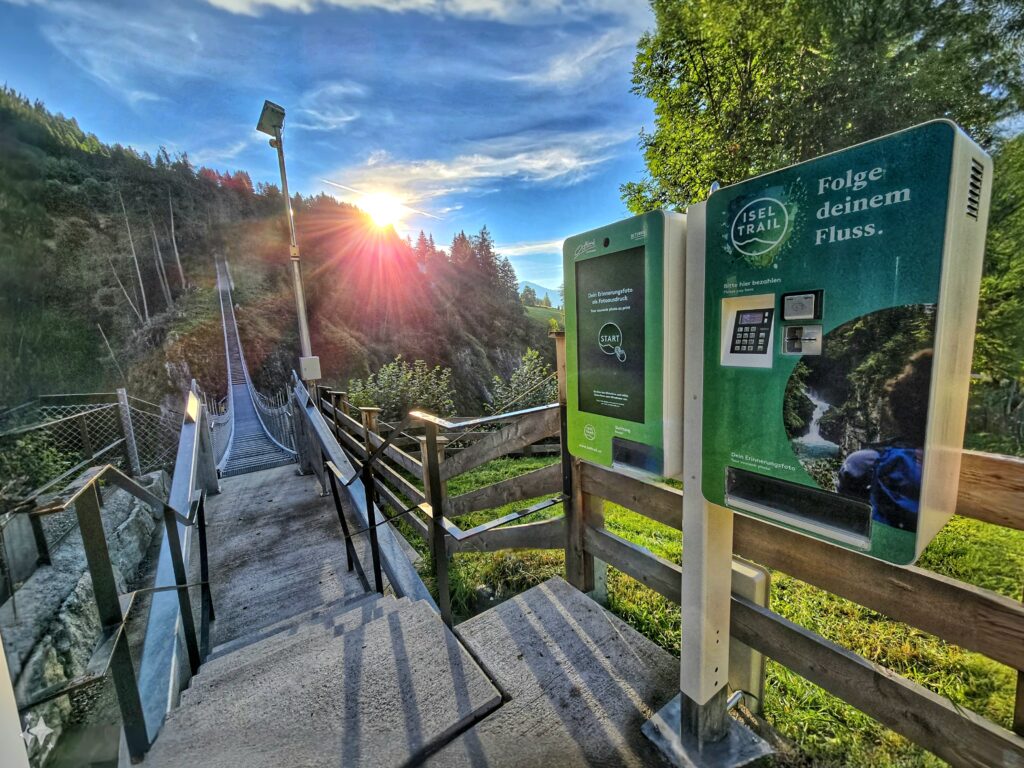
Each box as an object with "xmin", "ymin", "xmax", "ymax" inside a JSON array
[
  {"xmin": 564, "ymin": 210, "xmax": 686, "ymax": 478},
  {"xmin": 698, "ymin": 121, "xmax": 992, "ymax": 564}
]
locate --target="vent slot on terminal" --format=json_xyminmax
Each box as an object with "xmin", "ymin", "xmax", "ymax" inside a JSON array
[{"xmin": 966, "ymin": 158, "xmax": 983, "ymax": 220}]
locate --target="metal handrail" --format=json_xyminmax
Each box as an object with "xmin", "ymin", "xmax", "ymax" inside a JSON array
[
  {"xmin": 14, "ymin": 398, "xmax": 218, "ymax": 763},
  {"xmin": 290, "ymin": 373, "xmax": 435, "ymax": 608},
  {"xmin": 409, "ymin": 402, "xmax": 558, "ymax": 432}
]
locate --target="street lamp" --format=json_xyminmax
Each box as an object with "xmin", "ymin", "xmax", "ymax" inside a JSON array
[{"xmin": 257, "ymin": 99, "xmax": 320, "ymax": 383}]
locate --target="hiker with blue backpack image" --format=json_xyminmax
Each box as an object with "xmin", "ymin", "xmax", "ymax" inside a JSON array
[
  {"xmin": 836, "ymin": 350, "xmax": 932, "ymax": 532},
  {"xmin": 782, "ymin": 304, "xmax": 937, "ymax": 534}
]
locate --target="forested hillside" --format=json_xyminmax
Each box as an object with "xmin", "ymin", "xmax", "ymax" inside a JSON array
[
  {"xmin": 227, "ymin": 205, "xmax": 551, "ymax": 411},
  {"xmin": 0, "ymin": 87, "xmax": 549, "ymax": 413}
]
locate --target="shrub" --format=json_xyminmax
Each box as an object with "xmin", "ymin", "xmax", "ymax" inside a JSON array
[
  {"xmin": 488, "ymin": 348, "xmax": 557, "ymax": 414},
  {"xmin": 347, "ymin": 356, "xmax": 456, "ymax": 421}
]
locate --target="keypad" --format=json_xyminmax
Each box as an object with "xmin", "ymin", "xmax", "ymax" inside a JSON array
[{"xmin": 729, "ymin": 309, "xmax": 774, "ymax": 354}]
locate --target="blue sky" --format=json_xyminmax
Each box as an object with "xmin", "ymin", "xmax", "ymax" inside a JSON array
[{"xmin": 0, "ymin": 0, "xmax": 656, "ymax": 288}]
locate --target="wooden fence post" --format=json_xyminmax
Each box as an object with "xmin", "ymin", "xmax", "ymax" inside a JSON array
[
  {"xmin": 554, "ymin": 330, "xmax": 609, "ymax": 601},
  {"xmin": 359, "ymin": 407, "xmax": 382, "ymax": 455},
  {"xmin": 326, "ymin": 390, "xmax": 343, "ymax": 442},
  {"xmin": 420, "ymin": 422, "xmax": 452, "ymax": 625},
  {"xmin": 1016, "ymin": 583, "xmax": 1024, "ymax": 736}
]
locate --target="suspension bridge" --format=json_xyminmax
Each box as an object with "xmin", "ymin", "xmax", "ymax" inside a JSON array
[{"xmin": 212, "ymin": 260, "xmax": 296, "ymax": 477}]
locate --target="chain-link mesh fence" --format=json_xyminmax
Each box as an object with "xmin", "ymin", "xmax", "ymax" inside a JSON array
[
  {"xmin": 0, "ymin": 395, "xmax": 181, "ymax": 509},
  {"xmin": 0, "ymin": 392, "xmax": 185, "ymax": 605},
  {"xmin": 128, "ymin": 405, "xmax": 181, "ymax": 475}
]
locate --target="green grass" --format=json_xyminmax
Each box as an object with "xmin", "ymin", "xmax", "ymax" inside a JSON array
[
  {"xmin": 524, "ymin": 305, "xmax": 564, "ymax": 328},
  {"xmin": 389, "ymin": 454, "xmax": 1023, "ymax": 767}
]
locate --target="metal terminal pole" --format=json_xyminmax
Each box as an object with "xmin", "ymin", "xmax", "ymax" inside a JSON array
[
  {"xmin": 0, "ymin": 631, "xmax": 29, "ymax": 768},
  {"xmin": 271, "ymin": 126, "xmax": 318, "ymax": 382}
]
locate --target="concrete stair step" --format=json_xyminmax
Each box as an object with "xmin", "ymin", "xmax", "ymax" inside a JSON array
[
  {"xmin": 425, "ymin": 577, "xmax": 677, "ymax": 768},
  {"xmin": 205, "ymin": 592, "xmax": 389, "ymax": 662},
  {"xmin": 144, "ymin": 599, "xmax": 501, "ymax": 768},
  {"xmin": 192, "ymin": 595, "xmax": 409, "ymax": 687},
  {"xmin": 183, "ymin": 597, "xmax": 413, "ymax": 706}
]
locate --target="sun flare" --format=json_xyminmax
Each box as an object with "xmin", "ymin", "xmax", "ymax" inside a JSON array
[{"xmin": 359, "ymin": 192, "xmax": 406, "ymax": 229}]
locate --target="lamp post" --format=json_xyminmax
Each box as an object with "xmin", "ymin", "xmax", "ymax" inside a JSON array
[{"xmin": 257, "ymin": 100, "xmax": 320, "ymax": 383}]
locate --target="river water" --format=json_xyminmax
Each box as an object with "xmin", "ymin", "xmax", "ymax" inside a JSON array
[{"xmin": 793, "ymin": 389, "xmax": 841, "ymax": 459}]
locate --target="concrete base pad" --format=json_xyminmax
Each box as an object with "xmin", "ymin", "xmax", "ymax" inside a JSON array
[
  {"xmin": 427, "ymin": 577, "xmax": 678, "ymax": 767},
  {"xmin": 643, "ymin": 693, "xmax": 773, "ymax": 768}
]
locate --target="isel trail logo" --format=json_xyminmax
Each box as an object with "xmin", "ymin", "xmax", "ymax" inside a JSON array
[
  {"xmin": 730, "ymin": 196, "xmax": 791, "ymax": 265},
  {"xmin": 574, "ymin": 239, "xmax": 597, "ymax": 258}
]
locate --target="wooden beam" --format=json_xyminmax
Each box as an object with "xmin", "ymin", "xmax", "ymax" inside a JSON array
[
  {"xmin": 579, "ymin": 462, "xmax": 680, "ymax": 530},
  {"xmin": 730, "ymin": 596, "xmax": 1024, "ymax": 768},
  {"xmin": 439, "ymin": 406, "xmax": 559, "ymax": 481},
  {"xmin": 365, "ymin": 428, "xmax": 422, "ymax": 476},
  {"xmin": 732, "ymin": 516, "xmax": 1024, "ymax": 672},
  {"xmin": 372, "ymin": 458, "xmax": 425, "ymax": 505},
  {"xmin": 447, "ymin": 463, "xmax": 560, "ymax": 517},
  {"xmin": 582, "ymin": 451, "xmax": 1024, "ymax": 532},
  {"xmin": 578, "ymin": 461, "xmax": 1024, "ymax": 671},
  {"xmin": 957, "ymin": 450, "xmax": 1024, "ymax": 530},
  {"xmin": 450, "ymin": 516, "xmax": 565, "ymax": 553},
  {"xmin": 583, "ymin": 525, "xmax": 681, "ymax": 603}
]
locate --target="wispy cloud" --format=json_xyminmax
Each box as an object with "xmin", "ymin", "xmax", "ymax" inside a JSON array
[
  {"xmin": 190, "ymin": 133, "xmax": 262, "ymax": 166},
  {"xmin": 507, "ymin": 31, "xmax": 635, "ymax": 89},
  {"xmin": 203, "ymin": 0, "xmax": 649, "ymax": 25},
  {"xmin": 291, "ymin": 81, "xmax": 366, "ymax": 131},
  {"xmin": 20, "ymin": 0, "xmax": 257, "ymax": 105},
  {"xmin": 497, "ymin": 238, "xmax": 564, "ymax": 257},
  {"xmin": 335, "ymin": 128, "xmax": 633, "ymax": 203}
]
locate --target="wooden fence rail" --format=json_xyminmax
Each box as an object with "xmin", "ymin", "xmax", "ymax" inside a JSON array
[{"xmin": 580, "ymin": 461, "xmax": 1024, "ymax": 672}]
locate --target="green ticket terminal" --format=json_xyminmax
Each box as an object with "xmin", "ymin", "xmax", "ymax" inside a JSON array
[
  {"xmin": 564, "ymin": 210, "xmax": 686, "ymax": 477},
  {"xmin": 697, "ymin": 121, "xmax": 993, "ymax": 564}
]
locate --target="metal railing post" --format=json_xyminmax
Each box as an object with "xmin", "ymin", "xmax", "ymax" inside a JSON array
[
  {"xmin": 161, "ymin": 502, "xmax": 202, "ymax": 675},
  {"xmin": 28, "ymin": 515, "xmax": 51, "ymax": 567},
  {"xmin": 421, "ymin": 421, "xmax": 452, "ymax": 625},
  {"xmin": 197, "ymin": 492, "xmax": 214, "ymax": 659},
  {"xmin": 417, "ymin": 433, "xmax": 449, "ymax": 550},
  {"xmin": 116, "ymin": 388, "xmax": 142, "ymax": 477},
  {"xmin": 327, "ymin": 467, "xmax": 358, "ymax": 573},
  {"xmin": 361, "ymin": 460, "xmax": 385, "ymax": 594},
  {"xmin": 77, "ymin": 414, "xmax": 94, "ymax": 460},
  {"xmin": 74, "ymin": 483, "xmax": 149, "ymax": 760}
]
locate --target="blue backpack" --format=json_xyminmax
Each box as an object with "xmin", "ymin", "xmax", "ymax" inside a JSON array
[{"xmin": 870, "ymin": 446, "xmax": 922, "ymax": 531}]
